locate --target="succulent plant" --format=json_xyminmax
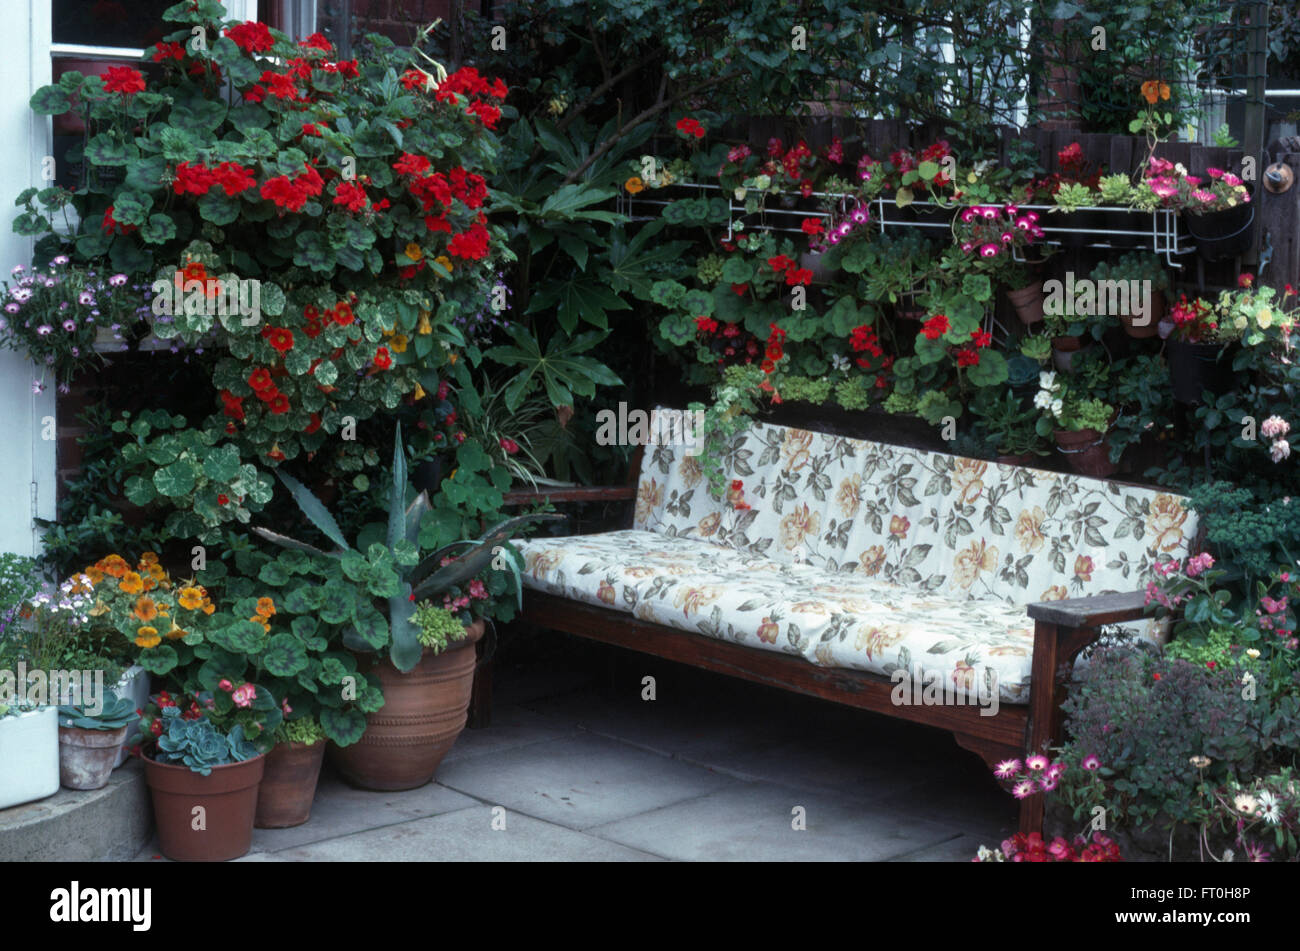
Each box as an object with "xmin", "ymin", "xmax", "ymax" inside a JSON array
[
  {"xmin": 149, "ymin": 707, "xmax": 258, "ymax": 775},
  {"xmin": 58, "ymin": 691, "xmax": 137, "ymax": 730}
]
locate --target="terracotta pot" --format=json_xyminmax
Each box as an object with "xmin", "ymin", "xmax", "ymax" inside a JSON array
[
  {"xmin": 1051, "ymin": 335, "xmax": 1090, "ymax": 372},
  {"xmin": 254, "ymin": 740, "xmax": 326, "ymax": 828},
  {"xmin": 1120, "ymin": 290, "xmax": 1164, "ymax": 338},
  {"xmin": 1054, "ymin": 428, "xmax": 1117, "ymax": 478},
  {"xmin": 58, "ymin": 725, "xmax": 129, "ymax": 791},
  {"xmin": 330, "ymin": 620, "xmax": 485, "ymax": 791},
  {"xmin": 144, "ymin": 754, "xmax": 265, "ymax": 862},
  {"xmin": 1006, "ymin": 281, "xmax": 1045, "ymax": 325}
]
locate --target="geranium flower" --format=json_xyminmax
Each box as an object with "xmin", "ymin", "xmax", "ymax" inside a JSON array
[
  {"xmin": 920, "ymin": 314, "xmax": 949, "ymax": 340},
  {"xmin": 675, "ymin": 117, "xmax": 705, "ymax": 139},
  {"xmin": 153, "ymin": 41, "xmax": 185, "ymax": 62},
  {"xmin": 225, "ymin": 21, "xmax": 275, "ymax": 54},
  {"xmin": 103, "ymin": 66, "xmax": 146, "ymax": 95}
]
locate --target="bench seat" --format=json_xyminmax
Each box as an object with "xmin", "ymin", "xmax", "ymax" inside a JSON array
[{"xmin": 516, "ymin": 529, "xmax": 1038, "ymax": 703}]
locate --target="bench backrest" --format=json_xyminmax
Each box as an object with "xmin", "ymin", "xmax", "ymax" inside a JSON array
[{"xmin": 633, "ymin": 408, "xmax": 1197, "ymax": 607}]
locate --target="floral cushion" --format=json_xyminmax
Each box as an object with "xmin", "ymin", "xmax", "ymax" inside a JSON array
[
  {"xmin": 516, "ymin": 410, "xmax": 1197, "ymax": 704},
  {"xmin": 633, "ymin": 409, "xmax": 1197, "ymax": 605}
]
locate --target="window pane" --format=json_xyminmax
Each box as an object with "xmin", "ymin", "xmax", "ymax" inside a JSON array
[{"xmin": 53, "ymin": 0, "xmax": 176, "ymax": 49}]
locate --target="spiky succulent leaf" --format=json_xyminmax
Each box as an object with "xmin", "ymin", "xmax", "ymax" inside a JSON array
[{"xmin": 276, "ymin": 470, "xmax": 353, "ymax": 551}]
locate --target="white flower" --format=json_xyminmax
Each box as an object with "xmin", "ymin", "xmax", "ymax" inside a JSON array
[
  {"xmin": 1034, "ymin": 390, "xmax": 1052, "ymax": 410},
  {"xmin": 1050, "ymin": 398, "xmax": 1063, "ymax": 417},
  {"xmin": 1271, "ymin": 439, "xmax": 1290, "ymax": 463},
  {"xmin": 1257, "ymin": 790, "xmax": 1282, "ymax": 825},
  {"xmin": 1039, "ymin": 370, "xmax": 1056, "ymax": 390}
]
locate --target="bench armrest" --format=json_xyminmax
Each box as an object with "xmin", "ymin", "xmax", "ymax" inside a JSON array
[
  {"xmin": 1025, "ymin": 590, "xmax": 1148, "ymax": 629},
  {"xmin": 502, "ymin": 485, "xmax": 637, "ymax": 506}
]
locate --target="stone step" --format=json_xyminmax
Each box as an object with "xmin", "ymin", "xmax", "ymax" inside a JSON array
[{"xmin": 0, "ymin": 761, "xmax": 152, "ymax": 862}]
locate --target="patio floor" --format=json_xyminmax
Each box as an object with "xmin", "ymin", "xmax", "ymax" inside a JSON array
[{"xmin": 134, "ymin": 645, "xmax": 1017, "ymax": 862}]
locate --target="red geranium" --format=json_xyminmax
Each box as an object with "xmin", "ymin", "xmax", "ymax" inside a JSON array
[
  {"xmin": 921, "ymin": 314, "xmax": 950, "ymax": 340},
  {"xmin": 152, "ymin": 41, "xmax": 185, "ymax": 62},
  {"xmin": 675, "ymin": 117, "xmax": 706, "ymax": 139},
  {"xmin": 800, "ymin": 217, "xmax": 824, "ymax": 236},
  {"xmin": 467, "ymin": 100, "xmax": 501, "ymax": 129},
  {"xmin": 333, "ymin": 181, "xmax": 368, "ymax": 212},
  {"xmin": 101, "ymin": 205, "xmax": 136, "ymax": 235},
  {"xmin": 225, "ymin": 21, "xmax": 276, "ymax": 54},
  {"xmin": 103, "ymin": 66, "xmax": 146, "ymax": 95}
]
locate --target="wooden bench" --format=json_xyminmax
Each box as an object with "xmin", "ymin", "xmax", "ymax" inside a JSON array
[{"xmin": 475, "ymin": 409, "xmax": 1197, "ymax": 835}]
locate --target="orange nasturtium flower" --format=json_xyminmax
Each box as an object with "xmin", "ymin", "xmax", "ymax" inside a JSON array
[
  {"xmin": 178, "ymin": 587, "xmax": 205, "ymax": 610},
  {"xmin": 390, "ymin": 334, "xmax": 409, "ymax": 354},
  {"xmin": 133, "ymin": 596, "xmax": 159, "ymax": 622},
  {"xmin": 1140, "ymin": 80, "xmax": 1170, "ymax": 104},
  {"xmin": 100, "ymin": 555, "xmax": 129, "ymax": 578},
  {"xmin": 166, "ymin": 621, "xmax": 186, "ymax": 640},
  {"xmin": 624, "ymin": 176, "xmax": 645, "ymax": 194},
  {"xmin": 135, "ymin": 626, "xmax": 161, "ymax": 648},
  {"xmin": 120, "ymin": 571, "xmax": 144, "ymax": 595},
  {"xmin": 256, "ymin": 597, "xmax": 276, "ymax": 617},
  {"xmin": 433, "ymin": 255, "xmax": 453, "ymax": 273},
  {"xmin": 403, "ymin": 242, "xmax": 424, "ymax": 262},
  {"xmin": 249, "ymin": 615, "xmax": 271, "ymax": 633}
]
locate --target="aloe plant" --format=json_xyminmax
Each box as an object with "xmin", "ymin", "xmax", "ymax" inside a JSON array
[{"xmin": 254, "ymin": 423, "xmax": 558, "ymax": 672}]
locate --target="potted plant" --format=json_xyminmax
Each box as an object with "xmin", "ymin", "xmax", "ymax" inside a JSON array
[
  {"xmin": 56, "ymin": 691, "xmax": 137, "ymax": 790},
  {"xmin": 1034, "ymin": 371, "xmax": 1118, "ymax": 477},
  {"xmin": 1164, "ymin": 293, "xmax": 1241, "ymax": 404},
  {"xmin": 133, "ymin": 684, "xmax": 279, "ymax": 862},
  {"xmin": 1134, "ymin": 158, "xmax": 1254, "ymax": 260},
  {"xmin": 1089, "ymin": 253, "xmax": 1169, "ymax": 338},
  {"xmin": 252, "ymin": 424, "xmax": 557, "ymax": 790},
  {"xmin": 971, "ymin": 388, "xmax": 1050, "ymax": 466},
  {"xmin": 254, "ymin": 716, "xmax": 327, "ymax": 829},
  {"xmin": 0, "ymin": 701, "xmax": 59, "ymax": 810}
]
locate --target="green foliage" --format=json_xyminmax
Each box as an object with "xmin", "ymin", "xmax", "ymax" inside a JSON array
[
  {"xmin": 413, "ymin": 602, "xmax": 469, "ymax": 653},
  {"xmin": 276, "ymin": 715, "xmax": 326, "ymax": 746},
  {"xmin": 58, "ymin": 691, "xmax": 137, "ymax": 730},
  {"xmin": 146, "ymin": 706, "xmax": 261, "ymax": 776}
]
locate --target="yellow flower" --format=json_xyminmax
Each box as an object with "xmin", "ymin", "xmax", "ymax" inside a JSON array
[
  {"xmin": 256, "ymin": 597, "xmax": 276, "ymax": 618},
  {"xmin": 99, "ymin": 555, "xmax": 129, "ymax": 578},
  {"xmin": 390, "ymin": 334, "xmax": 409, "ymax": 354},
  {"xmin": 120, "ymin": 571, "xmax": 144, "ymax": 595},
  {"xmin": 1257, "ymin": 307, "xmax": 1273, "ymax": 329},
  {"xmin": 417, "ymin": 310, "xmax": 432, "ymax": 335},
  {"xmin": 178, "ymin": 587, "xmax": 204, "ymax": 610},
  {"xmin": 404, "ymin": 242, "xmax": 424, "ymax": 262},
  {"xmin": 434, "ymin": 255, "xmax": 453, "ymax": 273},
  {"xmin": 166, "ymin": 621, "xmax": 186, "ymax": 640},
  {"xmin": 413, "ymin": 382, "xmax": 427, "ymax": 400},
  {"xmin": 135, "ymin": 626, "xmax": 161, "ymax": 648},
  {"xmin": 624, "ymin": 176, "xmax": 645, "ymax": 195}
]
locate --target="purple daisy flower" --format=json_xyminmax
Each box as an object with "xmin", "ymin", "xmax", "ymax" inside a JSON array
[
  {"xmin": 52, "ymin": 255, "xmax": 69, "ymax": 266},
  {"xmin": 993, "ymin": 759, "xmax": 1021, "ymax": 779},
  {"xmin": 78, "ymin": 292, "xmax": 94, "ymax": 306},
  {"xmin": 4, "ymin": 303, "xmax": 18, "ymax": 314},
  {"xmin": 1082, "ymin": 755, "xmax": 1101, "ymax": 770},
  {"xmin": 979, "ymin": 243, "xmax": 1000, "ymax": 258},
  {"xmin": 1012, "ymin": 780, "xmax": 1035, "ymax": 799},
  {"xmin": 109, "ymin": 273, "xmax": 127, "ymax": 286},
  {"xmin": 1001, "ymin": 232, "xmax": 1014, "ymax": 243},
  {"xmin": 850, "ymin": 206, "xmax": 870, "ymax": 225},
  {"xmin": 36, "ymin": 324, "xmax": 53, "ymax": 335},
  {"xmin": 62, "ymin": 319, "xmax": 75, "ymax": 331},
  {"xmin": 1025, "ymin": 754, "xmax": 1050, "ymax": 771}
]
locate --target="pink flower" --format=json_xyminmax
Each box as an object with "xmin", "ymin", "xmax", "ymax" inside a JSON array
[
  {"xmin": 1186, "ymin": 552, "xmax": 1215, "ymax": 577},
  {"xmin": 218, "ymin": 679, "xmax": 233, "ymax": 692},
  {"xmin": 231, "ymin": 683, "xmax": 256, "ymax": 708},
  {"xmin": 1223, "ymin": 172, "xmax": 1243, "ymax": 187},
  {"xmin": 1261, "ymin": 415, "xmax": 1290, "ymax": 439},
  {"xmin": 1270, "ymin": 439, "xmax": 1290, "ymax": 463},
  {"xmin": 979, "ymin": 243, "xmax": 1000, "ymax": 258},
  {"xmin": 1082, "ymin": 754, "xmax": 1101, "ymax": 770},
  {"xmin": 1025, "ymin": 754, "xmax": 1049, "ymax": 771},
  {"xmin": 1193, "ymin": 189, "xmax": 1217, "ymax": 203},
  {"xmin": 1012, "ymin": 780, "xmax": 1035, "ymax": 799},
  {"xmin": 994, "ymin": 759, "xmax": 1021, "ymax": 779},
  {"xmin": 281, "ymin": 700, "xmax": 292, "ymax": 715},
  {"xmin": 1150, "ymin": 180, "xmax": 1179, "ymax": 199},
  {"xmin": 1206, "ymin": 167, "xmax": 1224, "ymax": 179}
]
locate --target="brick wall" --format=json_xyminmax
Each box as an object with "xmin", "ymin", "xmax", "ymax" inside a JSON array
[{"xmin": 344, "ymin": 0, "xmax": 455, "ymax": 45}]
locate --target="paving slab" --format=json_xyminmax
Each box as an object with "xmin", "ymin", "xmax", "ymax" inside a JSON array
[
  {"xmin": 443, "ymin": 703, "xmax": 581, "ymax": 766},
  {"xmin": 257, "ymin": 805, "xmax": 662, "ymax": 862},
  {"xmin": 434, "ymin": 732, "xmax": 740, "ymax": 831},
  {"xmin": 891, "ymin": 833, "xmax": 989, "ymax": 862},
  {"xmin": 590, "ymin": 781, "xmax": 962, "ymax": 862}
]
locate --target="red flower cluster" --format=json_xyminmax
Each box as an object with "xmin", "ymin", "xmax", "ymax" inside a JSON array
[
  {"xmin": 173, "ymin": 160, "xmax": 257, "ymax": 197},
  {"xmin": 920, "ymin": 313, "xmax": 950, "ymax": 340},
  {"xmin": 152, "ymin": 41, "xmax": 185, "ymax": 62},
  {"xmin": 766, "ymin": 255, "xmax": 813, "ymax": 287},
  {"xmin": 248, "ymin": 367, "xmax": 289, "ymax": 414},
  {"xmin": 448, "ymin": 221, "xmax": 490, "ymax": 261},
  {"xmin": 675, "ymin": 117, "xmax": 706, "ymax": 139},
  {"xmin": 301, "ymin": 33, "xmax": 333, "ymax": 53},
  {"xmin": 220, "ymin": 389, "xmax": 245, "ymax": 422},
  {"xmin": 332, "ymin": 181, "xmax": 368, "ymax": 212},
  {"xmin": 103, "ymin": 66, "xmax": 146, "ymax": 95},
  {"xmin": 373, "ymin": 347, "xmax": 393, "ymax": 371},
  {"xmin": 260, "ymin": 165, "xmax": 324, "ymax": 212},
  {"xmin": 760, "ymin": 323, "xmax": 786, "ymax": 374},
  {"xmin": 800, "ymin": 218, "xmax": 824, "ymax": 236},
  {"xmin": 400, "ymin": 69, "xmax": 429, "ymax": 92},
  {"xmin": 225, "ymin": 21, "xmax": 276, "ymax": 55},
  {"xmin": 994, "ymin": 832, "xmax": 1122, "ymax": 863},
  {"xmin": 435, "ymin": 66, "xmax": 507, "ymax": 128}
]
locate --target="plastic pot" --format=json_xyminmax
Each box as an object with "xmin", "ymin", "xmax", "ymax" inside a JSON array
[
  {"xmin": 1167, "ymin": 340, "xmax": 1233, "ymax": 404},
  {"xmin": 1054, "ymin": 427, "xmax": 1117, "ymax": 478},
  {"xmin": 1185, "ymin": 191, "xmax": 1255, "ymax": 261},
  {"xmin": 0, "ymin": 707, "xmax": 60, "ymax": 809}
]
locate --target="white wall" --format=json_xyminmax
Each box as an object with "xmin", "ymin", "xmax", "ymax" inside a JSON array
[{"xmin": 0, "ymin": 4, "xmax": 56, "ymax": 557}]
